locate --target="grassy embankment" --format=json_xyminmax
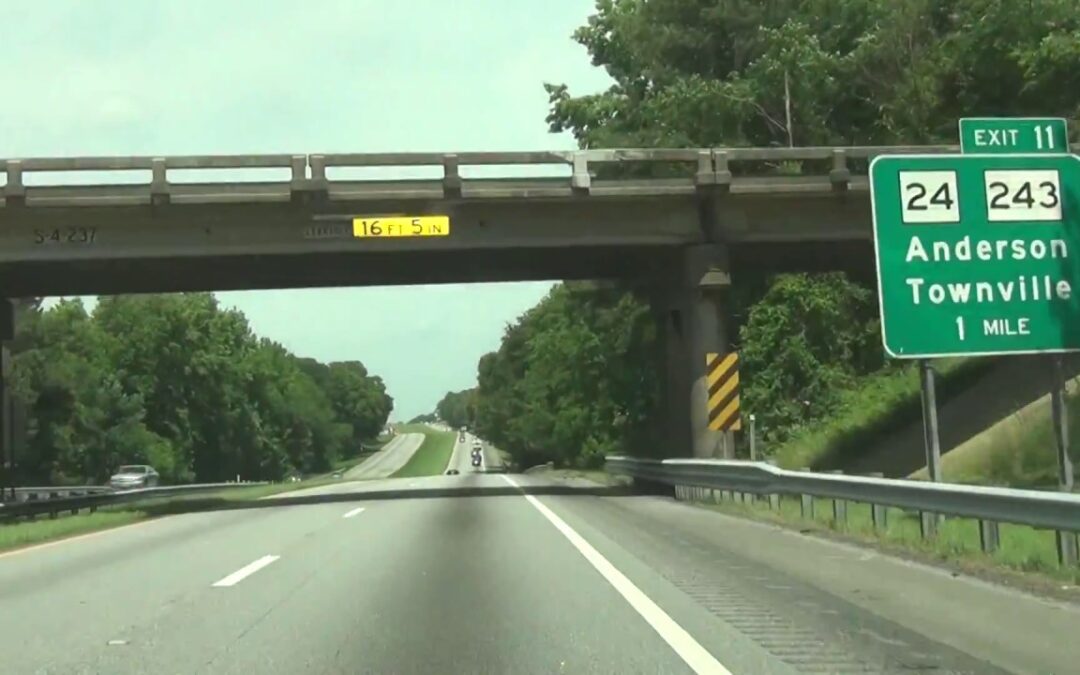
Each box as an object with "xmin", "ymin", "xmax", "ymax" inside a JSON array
[
  {"xmin": 912, "ymin": 378, "xmax": 1080, "ymax": 487},
  {"xmin": 773, "ymin": 357, "xmax": 994, "ymax": 470}
]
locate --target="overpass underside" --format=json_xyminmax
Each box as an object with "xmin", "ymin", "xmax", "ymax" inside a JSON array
[{"xmin": 0, "ymin": 147, "xmax": 947, "ymax": 460}]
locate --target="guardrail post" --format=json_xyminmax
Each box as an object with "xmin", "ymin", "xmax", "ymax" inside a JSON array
[
  {"xmin": 920, "ymin": 512, "xmax": 938, "ymax": 539},
  {"xmin": 979, "ymin": 520, "xmax": 1000, "ymax": 554},
  {"xmin": 768, "ymin": 493, "xmax": 780, "ymax": 511},
  {"xmin": 828, "ymin": 471, "xmax": 848, "ymax": 529},
  {"xmin": 1057, "ymin": 532, "xmax": 1079, "ymax": 566},
  {"xmin": 800, "ymin": 493, "xmax": 814, "ymax": 519},
  {"xmin": 865, "ymin": 473, "xmax": 887, "ymax": 532}
]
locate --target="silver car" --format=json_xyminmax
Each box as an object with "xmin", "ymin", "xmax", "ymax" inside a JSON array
[{"xmin": 108, "ymin": 464, "xmax": 159, "ymax": 490}]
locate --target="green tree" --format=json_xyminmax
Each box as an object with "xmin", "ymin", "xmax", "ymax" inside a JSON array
[
  {"xmin": 737, "ymin": 273, "xmax": 882, "ymax": 447},
  {"xmin": 8, "ymin": 293, "xmax": 394, "ymax": 485},
  {"xmin": 435, "ymin": 388, "xmax": 477, "ymax": 429}
]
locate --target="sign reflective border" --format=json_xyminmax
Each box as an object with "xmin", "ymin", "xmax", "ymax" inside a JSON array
[{"xmin": 352, "ymin": 216, "xmax": 450, "ymax": 238}]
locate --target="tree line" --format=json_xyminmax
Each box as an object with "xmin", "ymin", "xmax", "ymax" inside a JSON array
[
  {"xmin": 434, "ymin": 0, "xmax": 1080, "ymax": 469},
  {"xmin": 8, "ymin": 294, "xmax": 392, "ymax": 485}
]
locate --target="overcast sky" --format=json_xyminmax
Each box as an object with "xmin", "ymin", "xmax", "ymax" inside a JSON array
[{"xmin": 0, "ymin": 0, "xmax": 612, "ymax": 421}]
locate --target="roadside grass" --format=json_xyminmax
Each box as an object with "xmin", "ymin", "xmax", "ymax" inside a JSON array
[
  {"xmin": 774, "ymin": 357, "xmax": 995, "ymax": 470},
  {"xmin": 911, "ymin": 380, "xmax": 1080, "ymax": 488},
  {"xmin": 0, "ymin": 510, "xmax": 148, "ymax": 552},
  {"xmin": 391, "ymin": 427, "xmax": 455, "ymax": 478},
  {"xmin": 692, "ymin": 491, "xmax": 1080, "ymax": 587}
]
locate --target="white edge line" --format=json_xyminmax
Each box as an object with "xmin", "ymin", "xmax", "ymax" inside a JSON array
[
  {"xmin": 343, "ymin": 506, "xmax": 366, "ymax": 519},
  {"xmin": 499, "ymin": 474, "xmax": 732, "ymax": 675},
  {"xmin": 212, "ymin": 554, "xmax": 280, "ymax": 587}
]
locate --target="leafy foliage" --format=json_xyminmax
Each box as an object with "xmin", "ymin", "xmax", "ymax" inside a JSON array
[
  {"xmin": 435, "ymin": 388, "xmax": 477, "ymax": 430},
  {"xmin": 9, "ymin": 294, "xmax": 392, "ymax": 485},
  {"xmin": 471, "ymin": 283, "xmax": 658, "ymax": 469}
]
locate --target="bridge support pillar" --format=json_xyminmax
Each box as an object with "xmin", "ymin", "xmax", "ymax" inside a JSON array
[{"xmin": 652, "ymin": 245, "xmax": 734, "ymax": 459}]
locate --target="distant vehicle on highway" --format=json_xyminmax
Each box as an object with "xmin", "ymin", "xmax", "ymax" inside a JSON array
[
  {"xmin": 472, "ymin": 439, "xmax": 482, "ymax": 451},
  {"xmin": 108, "ymin": 465, "xmax": 159, "ymax": 490},
  {"xmin": 471, "ymin": 454, "xmax": 482, "ymax": 468}
]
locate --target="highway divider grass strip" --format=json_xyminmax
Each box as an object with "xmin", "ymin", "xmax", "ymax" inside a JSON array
[
  {"xmin": 690, "ymin": 490, "xmax": 1080, "ymax": 590},
  {"xmin": 391, "ymin": 427, "xmax": 455, "ymax": 478}
]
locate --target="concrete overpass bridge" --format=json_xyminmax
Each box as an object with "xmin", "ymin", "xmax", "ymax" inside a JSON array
[{"xmin": 0, "ymin": 145, "xmax": 954, "ymax": 464}]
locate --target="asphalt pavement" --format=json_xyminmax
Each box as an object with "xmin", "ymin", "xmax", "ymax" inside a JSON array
[
  {"xmin": 343, "ymin": 432, "xmax": 424, "ymax": 480},
  {"xmin": 446, "ymin": 431, "xmax": 501, "ymax": 474},
  {"xmin": 1, "ymin": 468, "xmax": 1076, "ymax": 674}
]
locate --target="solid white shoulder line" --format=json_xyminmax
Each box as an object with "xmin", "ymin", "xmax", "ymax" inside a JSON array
[{"xmin": 499, "ymin": 474, "xmax": 732, "ymax": 675}]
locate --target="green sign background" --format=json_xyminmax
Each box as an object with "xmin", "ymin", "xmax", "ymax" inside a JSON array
[
  {"xmin": 959, "ymin": 117, "xmax": 1069, "ymax": 154},
  {"xmin": 870, "ymin": 154, "xmax": 1080, "ymax": 358}
]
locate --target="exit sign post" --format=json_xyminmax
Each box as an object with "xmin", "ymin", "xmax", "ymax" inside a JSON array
[{"xmin": 959, "ymin": 117, "xmax": 1069, "ymax": 155}]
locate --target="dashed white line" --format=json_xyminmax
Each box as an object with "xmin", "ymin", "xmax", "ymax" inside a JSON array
[
  {"xmin": 212, "ymin": 555, "xmax": 280, "ymax": 587},
  {"xmin": 342, "ymin": 506, "xmax": 366, "ymax": 519},
  {"xmin": 499, "ymin": 474, "xmax": 731, "ymax": 675}
]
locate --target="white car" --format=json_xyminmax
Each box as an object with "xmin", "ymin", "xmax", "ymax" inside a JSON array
[{"xmin": 108, "ymin": 464, "xmax": 159, "ymax": 490}]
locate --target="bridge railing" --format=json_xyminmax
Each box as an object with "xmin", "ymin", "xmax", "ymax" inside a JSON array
[
  {"xmin": 0, "ymin": 145, "xmax": 959, "ymax": 204},
  {"xmin": 605, "ymin": 455, "xmax": 1080, "ymax": 566}
]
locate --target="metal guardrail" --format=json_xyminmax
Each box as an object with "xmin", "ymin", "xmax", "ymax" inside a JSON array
[
  {"xmin": 606, "ymin": 456, "xmax": 1080, "ymax": 563},
  {"xmin": 0, "ymin": 145, "xmax": 958, "ymax": 206},
  {"xmin": 0, "ymin": 482, "xmax": 268, "ymax": 520},
  {"xmin": 7, "ymin": 486, "xmax": 114, "ymax": 503}
]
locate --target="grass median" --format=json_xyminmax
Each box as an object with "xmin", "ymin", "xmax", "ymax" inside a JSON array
[
  {"xmin": 692, "ymin": 490, "xmax": 1080, "ymax": 596},
  {"xmin": 391, "ymin": 426, "xmax": 455, "ymax": 478},
  {"xmin": 0, "ymin": 475, "xmax": 350, "ymax": 554}
]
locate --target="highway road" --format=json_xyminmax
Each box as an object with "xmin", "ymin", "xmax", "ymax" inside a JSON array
[
  {"xmin": 447, "ymin": 431, "xmax": 503, "ymax": 474},
  {"xmin": 342, "ymin": 433, "xmax": 424, "ymax": 480},
  {"xmin": 1, "ymin": 469, "xmax": 1077, "ymax": 673}
]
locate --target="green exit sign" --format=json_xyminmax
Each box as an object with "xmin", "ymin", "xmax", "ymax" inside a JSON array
[
  {"xmin": 870, "ymin": 153, "xmax": 1080, "ymax": 358},
  {"xmin": 959, "ymin": 117, "xmax": 1069, "ymax": 154}
]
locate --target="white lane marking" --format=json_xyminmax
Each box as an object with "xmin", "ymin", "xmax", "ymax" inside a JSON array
[
  {"xmin": 342, "ymin": 506, "xmax": 366, "ymax": 519},
  {"xmin": 500, "ymin": 474, "xmax": 731, "ymax": 675},
  {"xmin": 212, "ymin": 554, "xmax": 280, "ymax": 587}
]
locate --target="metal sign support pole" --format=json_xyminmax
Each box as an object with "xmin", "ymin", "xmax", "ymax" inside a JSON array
[
  {"xmin": 919, "ymin": 359, "xmax": 942, "ymax": 483},
  {"xmin": 749, "ymin": 414, "xmax": 757, "ymax": 461},
  {"xmin": 1049, "ymin": 355, "xmax": 1077, "ymax": 565},
  {"xmin": 918, "ymin": 359, "xmax": 943, "ymax": 538}
]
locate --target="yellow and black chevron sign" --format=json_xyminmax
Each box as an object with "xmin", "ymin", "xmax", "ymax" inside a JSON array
[{"xmin": 706, "ymin": 352, "xmax": 741, "ymax": 431}]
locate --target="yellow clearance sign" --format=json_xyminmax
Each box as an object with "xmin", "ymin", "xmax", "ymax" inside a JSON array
[
  {"xmin": 706, "ymin": 352, "xmax": 741, "ymax": 432},
  {"xmin": 353, "ymin": 216, "xmax": 450, "ymax": 238}
]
